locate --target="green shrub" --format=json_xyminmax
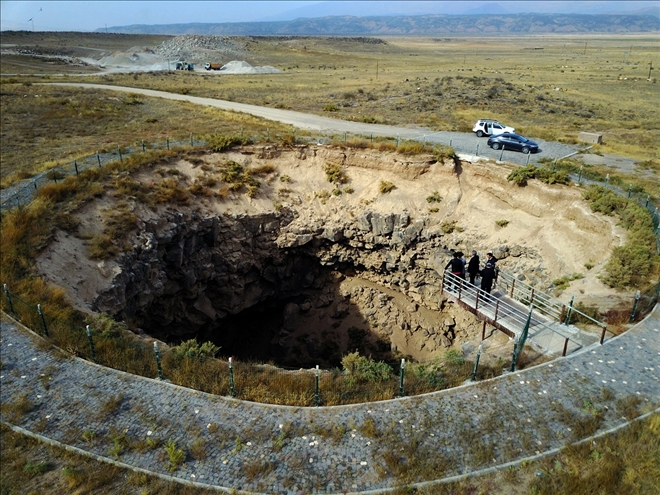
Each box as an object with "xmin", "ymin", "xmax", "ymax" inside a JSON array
[
  {"xmin": 507, "ymin": 165, "xmax": 570, "ymax": 186},
  {"xmin": 164, "ymin": 439, "xmax": 185, "ymax": 472},
  {"xmin": 206, "ymin": 134, "xmax": 251, "ymax": 152},
  {"xmin": 324, "ymin": 162, "xmax": 348, "ymax": 184},
  {"xmin": 582, "ymin": 186, "xmax": 658, "ymax": 289},
  {"xmin": 496, "ymin": 219, "xmax": 510, "ymax": 227},
  {"xmin": 426, "ymin": 191, "xmax": 442, "ymax": 203},
  {"xmin": 433, "ymin": 144, "xmax": 458, "ymax": 161},
  {"xmin": 397, "ymin": 141, "xmax": 433, "ymax": 155},
  {"xmin": 552, "ymin": 273, "xmax": 584, "ymax": 294},
  {"xmin": 22, "ymin": 461, "xmax": 49, "ymax": 477},
  {"xmin": 441, "ymin": 220, "xmax": 461, "ymax": 234},
  {"xmin": 379, "ymin": 180, "xmax": 396, "ymax": 193},
  {"xmin": 172, "ymin": 339, "xmax": 220, "ymax": 361},
  {"xmin": 341, "ymin": 352, "xmax": 393, "ymax": 382},
  {"xmin": 323, "ymin": 103, "xmax": 338, "ymax": 112}
]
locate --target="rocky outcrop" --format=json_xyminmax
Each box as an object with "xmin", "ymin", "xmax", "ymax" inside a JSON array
[{"xmin": 91, "ymin": 166, "xmax": 548, "ymax": 363}]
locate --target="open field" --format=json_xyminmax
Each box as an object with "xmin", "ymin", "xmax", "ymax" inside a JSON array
[{"xmin": 1, "ymin": 33, "xmax": 658, "ymax": 189}]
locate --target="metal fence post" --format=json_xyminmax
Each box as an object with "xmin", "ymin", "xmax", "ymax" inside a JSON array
[
  {"xmin": 74, "ymin": 160, "xmax": 79, "ymax": 175},
  {"xmin": 154, "ymin": 342, "xmax": 163, "ymax": 379},
  {"xmin": 97, "ymin": 151, "xmax": 101, "ymax": 168},
  {"xmin": 118, "ymin": 146, "xmax": 123, "ymax": 162},
  {"xmin": 86, "ymin": 325, "xmax": 97, "ymax": 362},
  {"xmin": 3, "ymin": 284, "xmax": 14, "ymax": 315},
  {"xmin": 399, "ymin": 358, "xmax": 405, "ymax": 397},
  {"xmin": 578, "ymin": 165, "xmax": 583, "ymax": 183},
  {"xmin": 645, "ymin": 195, "xmax": 650, "ymax": 208},
  {"xmin": 471, "ymin": 343, "xmax": 483, "ymax": 381},
  {"xmin": 629, "ymin": 290, "xmax": 641, "ymax": 323},
  {"xmin": 499, "ymin": 147, "xmax": 504, "ymax": 161},
  {"xmin": 142, "ymin": 139, "xmax": 146, "ymax": 152},
  {"xmin": 229, "ymin": 357, "xmax": 235, "ymax": 397},
  {"xmin": 476, "ymin": 143, "xmax": 480, "ymax": 156},
  {"xmin": 190, "ymin": 132, "xmax": 194, "ymax": 146},
  {"xmin": 564, "ymin": 293, "xmax": 575, "ymax": 325},
  {"xmin": 628, "ymin": 184, "xmax": 632, "ymax": 198},
  {"xmin": 51, "ymin": 169, "xmax": 57, "ymax": 184},
  {"xmin": 167, "ymin": 138, "xmax": 170, "ymax": 150},
  {"xmin": 526, "ymin": 153, "xmax": 531, "ymax": 165},
  {"xmin": 315, "ymin": 365, "xmax": 320, "ymax": 407},
  {"xmin": 37, "ymin": 304, "xmax": 49, "ymax": 337},
  {"xmin": 511, "ymin": 305, "xmax": 532, "ymax": 372}
]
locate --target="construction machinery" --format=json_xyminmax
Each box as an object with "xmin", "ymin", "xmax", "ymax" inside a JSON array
[
  {"xmin": 204, "ymin": 62, "xmax": 222, "ymax": 70},
  {"xmin": 175, "ymin": 61, "xmax": 194, "ymax": 71}
]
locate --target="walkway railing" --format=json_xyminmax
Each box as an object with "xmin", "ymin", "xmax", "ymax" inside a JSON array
[
  {"xmin": 494, "ymin": 270, "xmax": 608, "ymax": 336},
  {"xmin": 441, "ymin": 271, "xmax": 604, "ymax": 356}
]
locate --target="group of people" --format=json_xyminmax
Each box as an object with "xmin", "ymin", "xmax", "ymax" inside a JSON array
[{"xmin": 445, "ymin": 250, "xmax": 498, "ymax": 296}]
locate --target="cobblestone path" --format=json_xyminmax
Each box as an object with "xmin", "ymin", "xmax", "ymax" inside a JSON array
[{"xmin": 2, "ymin": 308, "xmax": 659, "ymax": 494}]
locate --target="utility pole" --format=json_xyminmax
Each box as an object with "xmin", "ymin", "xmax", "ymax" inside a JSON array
[
  {"xmin": 28, "ymin": 17, "xmax": 34, "ymax": 31},
  {"xmin": 376, "ymin": 60, "xmax": 378, "ymax": 80},
  {"xmin": 649, "ymin": 61, "xmax": 654, "ymax": 80},
  {"xmin": 583, "ymin": 42, "xmax": 587, "ymax": 55}
]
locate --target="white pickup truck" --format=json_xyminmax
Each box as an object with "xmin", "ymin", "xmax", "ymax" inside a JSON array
[{"xmin": 473, "ymin": 119, "xmax": 515, "ymax": 137}]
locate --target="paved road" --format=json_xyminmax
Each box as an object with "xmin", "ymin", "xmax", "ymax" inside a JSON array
[
  {"xmin": 2, "ymin": 308, "xmax": 658, "ymax": 493},
  {"xmin": 45, "ymin": 83, "xmax": 581, "ymax": 167}
]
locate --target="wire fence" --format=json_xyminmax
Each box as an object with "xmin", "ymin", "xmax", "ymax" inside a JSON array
[
  {"xmin": 2, "ymin": 284, "xmax": 517, "ymax": 406},
  {"xmin": 0, "ymin": 130, "xmax": 433, "ymax": 213},
  {"xmin": 1, "ymin": 130, "xmax": 658, "ymax": 404},
  {"xmin": 3, "ymin": 128, "xmax": 658, "ymax": 258}
]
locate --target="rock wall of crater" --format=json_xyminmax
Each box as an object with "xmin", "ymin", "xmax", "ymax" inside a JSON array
[{"xmin": 92, "ymin": 203, "xmax": 485, "ymax": 360}]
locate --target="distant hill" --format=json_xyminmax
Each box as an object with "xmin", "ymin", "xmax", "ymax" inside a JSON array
[{"xmin": 100, "ymin": 14, "xmax": 660, "ymax": 36}]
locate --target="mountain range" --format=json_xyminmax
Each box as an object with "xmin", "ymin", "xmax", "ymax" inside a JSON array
[{"xmin": 100, "ymin": 13, "xmax": 660, "ymax": 36}]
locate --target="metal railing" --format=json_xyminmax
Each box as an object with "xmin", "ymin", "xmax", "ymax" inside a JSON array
[
  {"xmin": 441, "ymin": 271, "xmax": 600, "ymax": 356},
  {"xmin": 494, "ymin": 270, "xmax": 608, "ymax": 336}
]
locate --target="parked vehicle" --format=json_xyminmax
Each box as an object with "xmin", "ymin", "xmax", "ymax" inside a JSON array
[
  {"xmin": 205, "ymin": 63, "xmax": 222, "ymax": 70},
  {"xmin": 175, "ymin": 61, "xmax": 194, "ymax": 71},
  {"xmin": 487, "ymin": 133, "xmax": 539, "ymax": 154},
  {"xmin": 473, "ymin": 119, "xmax": 515, "ymax": 137}
]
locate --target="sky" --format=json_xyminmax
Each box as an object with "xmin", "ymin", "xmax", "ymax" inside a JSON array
[
  {"xmin": 0, "ymin": 1, "xmax": 319, "ymax": 31},
  {"xmin": 1, "ymin": 1, "xmax": 657, "ymax": 32}
]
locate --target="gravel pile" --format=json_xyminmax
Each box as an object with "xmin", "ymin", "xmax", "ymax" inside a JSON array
[
  {"xmin": 154, "ymin": 35, "xmax": 248, "ymax": 64},
  {"xmin": 219, "ymin": 60, "xmax": 281, "ymax": 74}
]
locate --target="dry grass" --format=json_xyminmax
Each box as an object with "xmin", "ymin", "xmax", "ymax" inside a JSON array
[
  {"xmin": 0, "ymin": 423, "xmax": 216, "ymax": 495},
  {"xmin": 3, "ymin": 34, "xmax": 657, "ymax": 191}
]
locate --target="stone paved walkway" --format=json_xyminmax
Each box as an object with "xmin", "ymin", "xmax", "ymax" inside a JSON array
[{"xmin": 1, "ymin": 308, "xmax": 659, "ymax": 494}]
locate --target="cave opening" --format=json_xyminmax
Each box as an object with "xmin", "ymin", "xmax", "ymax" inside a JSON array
[{"xmin": 131, "ymin": 247, "xmax": 395, "ymax": 369}]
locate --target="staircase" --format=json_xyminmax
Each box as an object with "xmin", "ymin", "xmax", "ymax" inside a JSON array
[{"xmin": 441, "ymin": 271, "xmax": 608, "ymax": 356}]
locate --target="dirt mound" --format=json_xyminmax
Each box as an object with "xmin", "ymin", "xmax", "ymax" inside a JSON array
[{"xmin": 219, "ymin": 60, "xmax": 281, "ymax": 74}]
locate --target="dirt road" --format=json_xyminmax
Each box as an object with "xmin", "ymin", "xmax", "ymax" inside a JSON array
[{"xmin": 45, "ymin": 82, "xmax": 585, "ymax": 166}]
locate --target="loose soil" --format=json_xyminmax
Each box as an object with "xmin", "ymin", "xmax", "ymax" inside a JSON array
[{"xmin": 34, "ymin": 146, "xmax": 628, "ymax": 369}]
